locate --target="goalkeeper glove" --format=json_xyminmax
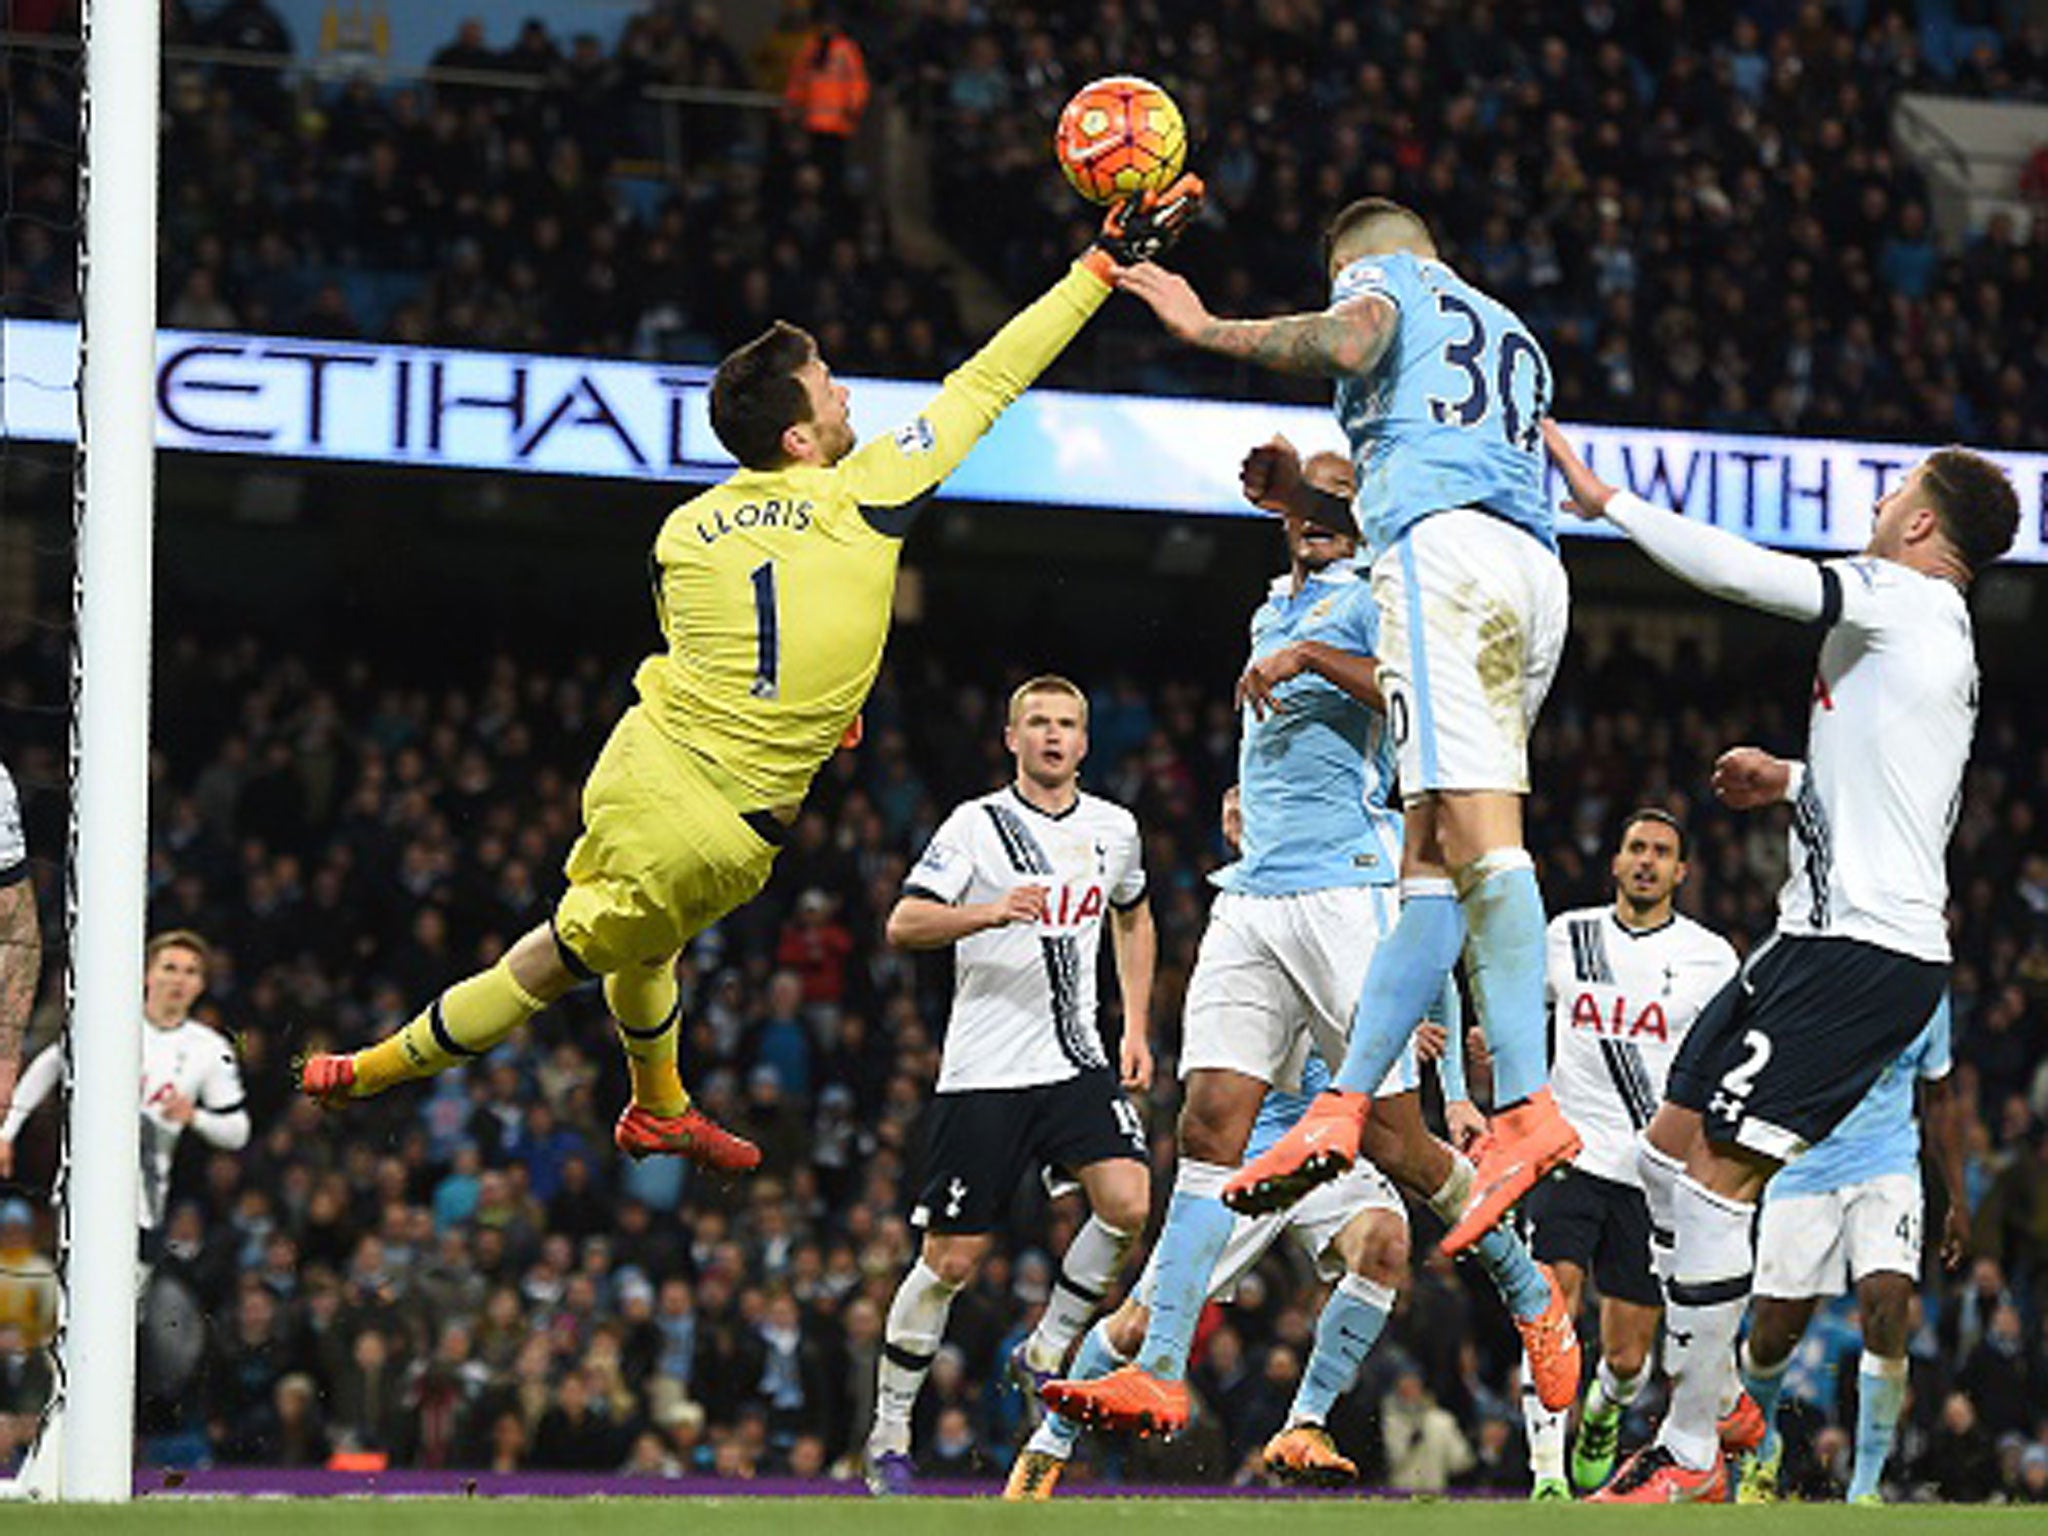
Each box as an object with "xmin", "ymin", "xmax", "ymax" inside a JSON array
[{"xmin": 1082, "ymin": 173, "xmax": 1205, "ymax": 279}]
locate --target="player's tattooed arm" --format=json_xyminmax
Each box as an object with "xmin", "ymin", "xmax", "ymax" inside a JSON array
[
  {"xmin": 1118, "ymin": 265, "xmax": 1394, "ymax": 376},
  {"xmin": 1190, "ymin": 299, "xmax": 1394, "ymax": 377},
  {"xmin": 0, "ymin": 879, "xmax": 41, "ymax": 1108}
]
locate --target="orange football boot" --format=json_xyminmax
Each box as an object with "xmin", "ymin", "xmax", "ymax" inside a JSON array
[
  {"xmin": 295, "ymin": 1053, "xmax": 356, "ymax": 1107},
  {"xmin": 614, "ymin": 1104, "xmax": 761, "ymax": 1174},
  {"xmin": 1040, "ymin": 1364, "xmax": 1190, "ymax": 1437},
  {"xmin": 1263, "ymin": 1424, "xmax": 1357, "ymax": 1486},
  {"xmin": 1587, "ymin": 1445, "xmax": 1728, "ymax": 1504},
  {"xmin": 1220, "ymin": 1089, "xmax": 1370, "ymax": 1216},
  {"xmin": 1440, "ymin": 1087, "xmax": 1581, "ymax": 1254},
  {"xmin": 1517, "ymin": 1263, "xmax": 1585, "ymax": 1412},
  {"xmin": 1718, "ymin": 1391, "xmax": 1767, "ymax": 1457}
]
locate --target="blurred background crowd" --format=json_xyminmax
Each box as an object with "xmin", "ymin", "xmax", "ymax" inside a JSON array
[
  {"xmin": 1, "ymin": 0, "xmax": 2046, "ymax": 1502},
  {"xmin": 4, "ymin": 611, "xmax": 2048, "ymax": 1496},
  {"xmin": 0, "ymin": 1, "xmax": 2043, "ymax": 436}
]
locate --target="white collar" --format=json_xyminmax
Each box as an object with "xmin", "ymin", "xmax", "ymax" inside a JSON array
[{"xmin": 1268, "ymin": 560, "xmax": 1364, "ymax": 600}]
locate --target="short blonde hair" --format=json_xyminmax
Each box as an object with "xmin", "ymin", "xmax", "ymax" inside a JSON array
[
  {"xmin": 146, "ymin": 929, "xmax": 212, "ymax": 968},
  {"xmin": 1007, "ymin": 674, "xmax": 1088, "ymax": 727}
]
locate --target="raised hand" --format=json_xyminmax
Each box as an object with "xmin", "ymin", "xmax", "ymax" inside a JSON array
[
  {"xmin": 1541, "ymin": 419, "xmax": 1617, "ymax": 520},
  {"xmin": 1241, "ymin": 436, "xmax": 1304, "ymax": 514},
  {"xmin": 1712, "ymin": 747, "xmax": 1793, "ymax": 811}
]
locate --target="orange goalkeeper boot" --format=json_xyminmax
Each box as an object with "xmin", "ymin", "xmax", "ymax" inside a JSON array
[
  {"xmin": 295, "ymin": 1053, "xmax": 356, "ymax": 1108},
  {"xmin": 1041, "ymin": 1364, "xmax": 1190, "ymax": 1438},
  {"xmin": 1221, "ymin": 1089, "xmax": 1370, "ymax": 1216},
  {"xmin": 1440, "ymin": 1087, "xmax": 1581, "ymax": 1255},
  {"xmin": 614, "ymin": 1103, "xmax": 761, "ymax": 1174}
]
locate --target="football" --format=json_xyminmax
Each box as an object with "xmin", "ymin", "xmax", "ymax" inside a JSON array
[{"xmin": 1053, "ymin": 75, "xmax": 1187, "ymax": 205}]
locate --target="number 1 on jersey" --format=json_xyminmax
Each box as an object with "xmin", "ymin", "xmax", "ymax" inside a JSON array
[{"xmin": 750, "ymin": 560, "xmax": 780, "ymax": 699}]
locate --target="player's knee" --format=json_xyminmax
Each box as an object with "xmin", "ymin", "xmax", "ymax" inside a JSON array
[
  {"xmin": 1860, "ymin": 1275, "xmax": 1913, "ymax": 1352},
  {"xmin": 1177, "ymin": 1094, "xmax": 1252, "ymax": 1166},
  {"xmin": 1097, "ymin": 1188, "xmax": 1150, "ymax": 1236},
  {"xmin": 921, "ymin": 1236, "xmax": 985, "ymax": 1289},
  {"xmin": 1342, "ymin": 1211, "xmax": 1410, "ymax": 1288},
  {"xmin": 506, "ymin": 924, "xmax": 580, "ymax": 1003},
  {"xmin": 1605, "ymin": 1339, "xmax": 1650, "ymax": 1380}
]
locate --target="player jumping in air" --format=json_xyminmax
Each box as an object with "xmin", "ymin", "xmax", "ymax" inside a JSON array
[
  {"xmin": 1116, "ymin": 198, "xmax": 1578, "ymax": 1251},
  {"xmin": 1044, "ymin": 449, "xmax": 1578, "ymax": 1448},
  {"xmin": 296, "ymin": 181, "xmax": 1202, "ymax": 1168},
  {"xmin": 1542, "ymin": 425, "xmax": 2017, "ymax": 1502}
]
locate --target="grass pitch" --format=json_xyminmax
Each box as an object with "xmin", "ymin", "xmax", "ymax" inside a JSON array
[{"xmin": 5, "ymin": 1499, "xmax": 2035, "ymax": 1535}]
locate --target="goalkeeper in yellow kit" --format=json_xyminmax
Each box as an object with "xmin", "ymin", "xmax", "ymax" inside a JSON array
[{"xmin": 299, "ymin": 179, "xmax": 1204, "ymax": 1172}]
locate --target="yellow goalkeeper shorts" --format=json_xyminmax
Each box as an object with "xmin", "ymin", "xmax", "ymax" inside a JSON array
[{"xmin": 551, "ymin": 705, "xmax": 780, "ymax": 976}]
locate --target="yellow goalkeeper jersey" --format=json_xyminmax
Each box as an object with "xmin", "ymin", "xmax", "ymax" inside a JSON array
[{"xmin": 634, "ymin": 262, "xmax": 1110, "ymax": 809}]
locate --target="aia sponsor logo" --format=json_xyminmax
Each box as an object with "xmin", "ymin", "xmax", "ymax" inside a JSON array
[{"xmin": 1568, "ymin": 991, "xmax": 1668, "ymax": 1042}]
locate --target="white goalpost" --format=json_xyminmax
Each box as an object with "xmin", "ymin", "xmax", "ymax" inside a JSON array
[{"xmin": 1, "ymin": 0, "xmax": 161, "ymax": 1503}]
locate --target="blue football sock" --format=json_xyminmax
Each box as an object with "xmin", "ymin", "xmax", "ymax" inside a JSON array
[
  {"xmin": 1138, "ymin": 1161, "xmax": 1236, "ymax": 1382},
  {"xmin": 1334, "ymin": 880, "xmax": 1466, "ymax": 1094},
  {"xmin": 1290, "ymin": 1273, "xmax": 1394, "ymax": 1426},
  {"xmin": 1739, "ymin": 1339, "xmax": 1790, "ymax": 1465},
  {"xmin": 1849, "ymin": 1351, "xmax": 1906, "ymax": 1501},
  {"xmin": 1473, "ymin": 1222, "xmax": 1553, "ymax": 1321},
  {"xmin": 1032, "ymin": 1318, "xmax": 1130, "ymax": 1456},
  {"xmin": 1459, "ymin": 851, "xmax": 1548, "ymax": 1106}
]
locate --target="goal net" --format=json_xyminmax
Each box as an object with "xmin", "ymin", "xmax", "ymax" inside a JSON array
[{"xmin": 0, "ymin": 0, "xmax": 158, "ymax": 1502}]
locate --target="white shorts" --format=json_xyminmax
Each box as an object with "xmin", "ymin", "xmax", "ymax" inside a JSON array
[
  {"xmin": 1137, "ymin": 1160, "xmax": 1406, "ymax": 1303},
  {"xmin": 1180, "ymin": 885, "xmax": 1419, "ymax": 1097},
  {"xmin": 1753, "ymin": 1172, "xmax": 1922, "ymax": 1299},
  {"xmin": 1370, "ymin": 509, "xmax": 1569, "ymax": 795}
]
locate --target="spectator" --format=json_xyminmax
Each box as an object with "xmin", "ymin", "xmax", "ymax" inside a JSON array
[
  {"xmin": 1382, "ymin": 1368, "xmax": 1475, "ymax": 1492},
  {"xmin": 1918, "ymin": 1391, "xmax": 2001, "ymax": 1501}
]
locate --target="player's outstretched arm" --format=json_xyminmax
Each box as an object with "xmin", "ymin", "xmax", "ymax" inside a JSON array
[
  {"xmin": 1542, "ymin": 420, "xmax": 1829, "ymax": 621},
  {"xmin": 842, "ymin": 178, "xmax": 1203, "ymax": 514},
  {"xmin": 1119, "ymin": 265, "xmax": 1395, "ymax": 377}
]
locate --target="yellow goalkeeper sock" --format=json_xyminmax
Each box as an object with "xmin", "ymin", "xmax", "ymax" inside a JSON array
[
  {"xmin": 351, "ymin": 959, "xmax": 547, "ymax": 1096},
  {"xmin": 607, "ymin": 958, "xmax": 689, "ymax": 1116}
]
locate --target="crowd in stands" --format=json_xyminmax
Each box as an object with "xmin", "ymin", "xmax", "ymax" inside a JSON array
[
  {"xmin": 7, "ymin": 2, "xmax": 2048, "ymax": 439},
  {"xmin": 3, "ymin": 602, "xmax": 2048, "ymax": 1497},
  {"xmin": 912, "ymin": 0, "xmax": 2048, "ymax": 446}
]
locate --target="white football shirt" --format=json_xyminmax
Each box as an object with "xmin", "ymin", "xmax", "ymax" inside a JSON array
[
  {"xmin": 1779, "ymin": 557, "xmax": 1976, "ymax": 963},
  {"xmin": 905, "ymin": 786, "xmax": 1145, "ymax": 1093},
  {"xmin": 3, "ymin": 1015, "xmax": 249, "ymax": 1229},
  {"xmin": 1546, "ymin": 906, "xmax": 1739, "ymax": 1186}
]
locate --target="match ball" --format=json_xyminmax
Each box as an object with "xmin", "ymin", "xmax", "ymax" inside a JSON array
[{"xmin": 1053, "ymin": 75, "xmax": 1186, "ymax": 205}]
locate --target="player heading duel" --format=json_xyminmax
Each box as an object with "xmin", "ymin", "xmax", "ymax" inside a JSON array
[
  {"xmin": 298, "ymin": 180, "xmax": 1203, "ymax": 1169},
  {"xmin": 1117, "ymin": 197, "xmax": 1577, "ymax": 1248},
  {"xmin": 1543, "ymin": 426, "xmax": 2018, "ymax": 1503}
]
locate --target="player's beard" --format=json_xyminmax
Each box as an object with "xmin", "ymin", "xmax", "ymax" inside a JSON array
[{"xmin": 1620, "ymin": 886, "xmax": 1670, "ymax": 924}]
